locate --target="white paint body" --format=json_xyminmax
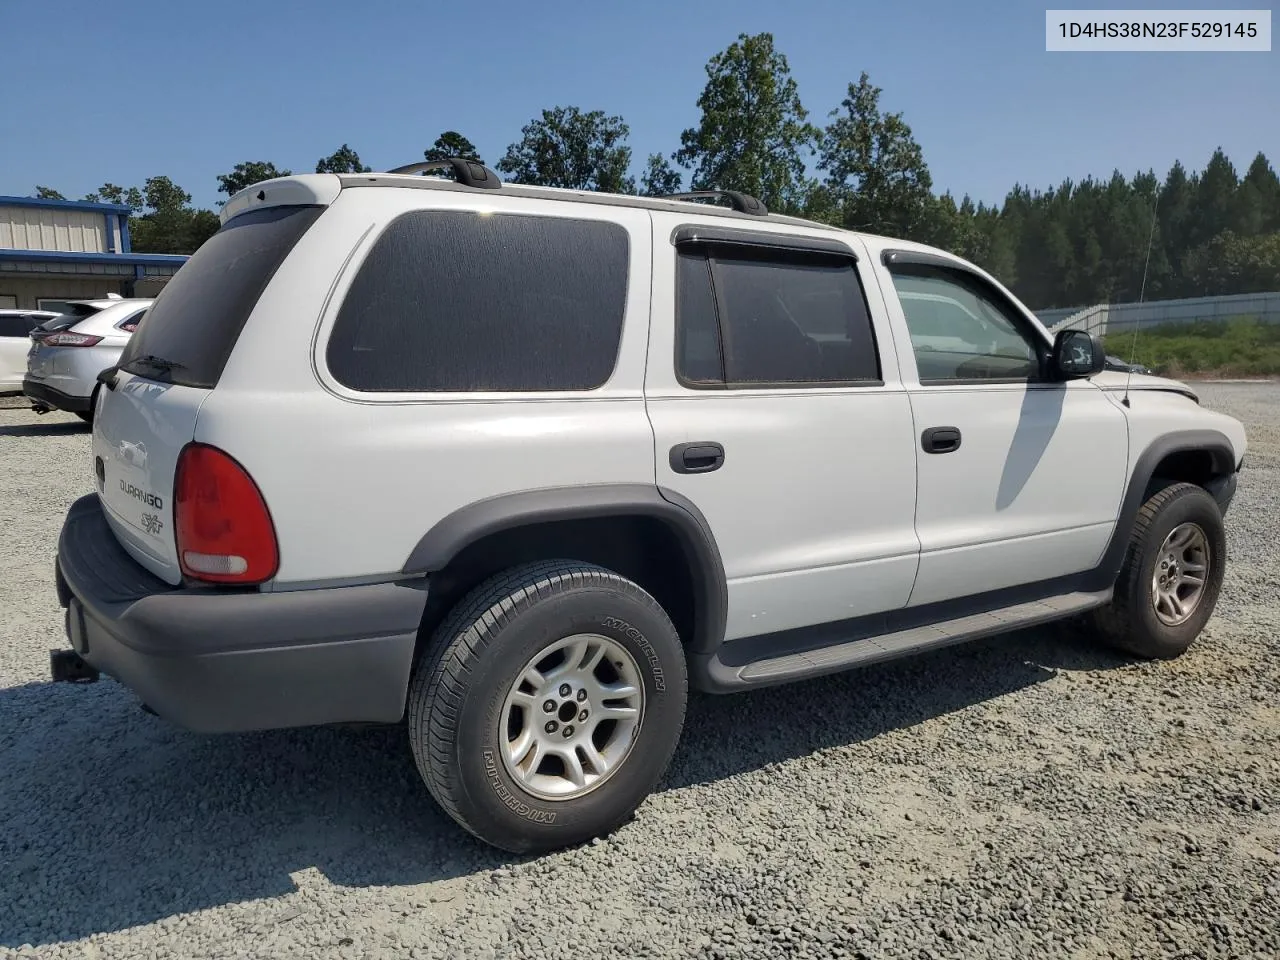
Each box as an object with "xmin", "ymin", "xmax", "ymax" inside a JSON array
[
  {"xmin": 0, "ymin": 310, "xmax": 56, "ymax": 392},
  {"xmin": 25, "ymin": 299, "xmax": 150, "ymax": 403},
  {"xmin": 90, "ymin": 175, "xmax": 1250, "ymax": 647}
]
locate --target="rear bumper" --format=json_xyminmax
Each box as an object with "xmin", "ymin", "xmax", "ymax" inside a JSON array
[
  {"xmin": 24, "ymin": 377, "xmax": 91, "ymax": 413},
  {"xmin": 54, "ymin": 493, "xmax": 427, "ymax": 733}
]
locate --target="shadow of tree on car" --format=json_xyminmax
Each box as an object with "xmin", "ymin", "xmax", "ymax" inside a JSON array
[
  {"xmin": 0, "ymin": 622, "xmax": 1131, "ymax": 948},
  {"xmin": 0, "ymin": 420, "xmax": 89, "ymax": 437}
]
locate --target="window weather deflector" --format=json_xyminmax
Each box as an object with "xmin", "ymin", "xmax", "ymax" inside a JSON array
[
  {"xmin": 672, "ymin": 224, "xmax": 858, "ymax": 259},
  {"xmin": 881, "ymin": 248, "xmax": 962, "ymax": 271}
]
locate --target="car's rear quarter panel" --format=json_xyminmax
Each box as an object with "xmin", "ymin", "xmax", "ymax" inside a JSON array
[{"xmin": 196, "ymin": 187, "xmax": 658, "ymax": 587}]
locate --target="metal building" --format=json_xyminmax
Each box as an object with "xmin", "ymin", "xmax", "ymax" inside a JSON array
[{"xmin": 0, "ymin": 196, "xmax": 188, "ymax": 311}]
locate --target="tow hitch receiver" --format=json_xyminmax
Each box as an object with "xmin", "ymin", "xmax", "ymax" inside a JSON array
[{"xmin": 50, "ymin": 648, "xmax": 99, "ymax": 683}]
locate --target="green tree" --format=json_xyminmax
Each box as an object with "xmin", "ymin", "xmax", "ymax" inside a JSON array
[
  {"xmin": 130, "ymin": 177, "xmax": 220, "ymax": 255},
  {"xmin": 83, "ymin": 183, "xmax": 144, "ymax": 211},
  {"xmin": 916, "ymin": 192, "xmax": 986, "ymax": 263},
  {"xmin": 1183, "ymin": 230, "xmax": 1280, "ymax": 295},
  {"xmin": 1157, "ymin": 161, "xmax": 1196, "ymax": 295},
  {"xmin": 639, "ymin": 153, "xmax": 682, "ymax": 196},
  {"xmin": 425, "ymin": 131, "xmax": 483, "ymax": 164},
  {"xmin": 674, "ymin": 32, "xmax": 817, "ymax": 213},
  {"xmin": 216, "ymin": 161, "xmax": 292, "ymax": 201},
  {"xmin": 497, "ymin": 107, "xmax": 634, "ymax": 192},
  {"xmin": 316, "ymin": 144, "xmax": 371, "ymax": 174},
  {"xmin": 978, "ymin": 204, "xmax": 1018, "ymax": 286},
  {"xmin": 34, "ymin": 186, "xmax": 65, "ymax": 200},
  {"xmin": 816, "ymin": 72, "xmax": 933, "ymax": 238},
  {"xmin": 1233, "ymin": 152, "xmax": 1280, "ymax": 235},
  {"xmin": 1188, "ymin": 147, "xmax": 1238, "ymax": 249}
]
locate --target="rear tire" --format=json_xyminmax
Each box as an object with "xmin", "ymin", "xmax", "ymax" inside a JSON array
[
  {"xmin": 1088, "ymin": 482, "xmax": 1226, "ymax": 660},
  {"xmin": 407, "ymin": 560, "xmax": 688, "ymax": 854}
]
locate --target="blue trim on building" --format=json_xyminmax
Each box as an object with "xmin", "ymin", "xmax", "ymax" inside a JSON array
[
  {"xmin": 118, "ymin": 213, "xmax": 132, "ymax": 253},
  {"xmin": 104, "ymin": 212, "xmax": 115, "ymax": 253},
  {"xmin": 0, "ymin": 194, "xmax": 131, "ymax": 214},
  {"xmin": 0, "ymin": 249, "xmax": 189, "ymax": 266}
]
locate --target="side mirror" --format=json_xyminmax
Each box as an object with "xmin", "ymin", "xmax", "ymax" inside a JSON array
[{"xmin": 1053, "ymin": 328, "xmax": 1105, "ymax": 379}]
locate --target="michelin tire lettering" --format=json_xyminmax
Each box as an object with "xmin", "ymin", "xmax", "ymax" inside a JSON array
[
  {"xmin": 483, "ymin": 749, "xmax": 556, "ymax": 823},
  {"xmin": 602, "ymin": 616, "xmax": 666, "ymax": 692}
]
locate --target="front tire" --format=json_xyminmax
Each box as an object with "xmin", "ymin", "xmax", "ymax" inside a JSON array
[
  {"xmin": 407, "ymin": 560, "xmax": 688, "ymax": 854},
  {"xmin": 1089, "ymin": 482, "xmax": 1227, "ymax": 659}
]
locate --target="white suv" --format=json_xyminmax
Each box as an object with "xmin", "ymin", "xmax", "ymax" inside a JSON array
[
  {"xmin": 0, "ymin": 309, "xmax": 58, "ymax": 394},
  {"xmin": 24, "ymin": 297, "xmax": 152, "ymax": 422},
  {"xmin": 50, "ymin": 160, "xmax": 1247, "ymax": 854}
]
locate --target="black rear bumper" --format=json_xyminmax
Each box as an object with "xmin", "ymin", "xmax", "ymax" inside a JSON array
[
  {"xmin": 54, "ymin": 494, "xmax": 428, "ymax": 733},
  {"xmin": 24, "ymin": 377, "xmax": 91, "ymax": 413}
]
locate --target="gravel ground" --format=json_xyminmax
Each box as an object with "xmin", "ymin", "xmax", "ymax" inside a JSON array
[{"xmin": 1, "ymin": 385, "xmax": 1277, "ymax": 960}]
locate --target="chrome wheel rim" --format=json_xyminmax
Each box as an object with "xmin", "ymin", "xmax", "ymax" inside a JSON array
[
  {"xmin": 499, "ymin": 634, "xmax": 644, "ymax": 802},
  {"xmin": 1151, "ymin": 522, "xmax": 1210, "ymax": 627}
]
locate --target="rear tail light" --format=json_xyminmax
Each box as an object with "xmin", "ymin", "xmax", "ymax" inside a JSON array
[
  {"xmin": 42, "ymin": 332, "xmax": 103, "ymax": 347},
  {"xmin": 174, "ymin": 443, "xmax": 279, "ymax": 584}
]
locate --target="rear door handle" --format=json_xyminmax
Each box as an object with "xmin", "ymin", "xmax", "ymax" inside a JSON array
[
  {"xmin": 670, "ymin": 441, "xmax": 725, "ymax": 474},
  {"xmin": 922, "ymin": 426, "xmax": 962, "ymax": 454}
]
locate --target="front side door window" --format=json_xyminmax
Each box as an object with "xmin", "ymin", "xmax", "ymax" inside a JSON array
[{"xmin": 888, "ymin": 266, "xmax": 1044, "ymax": 383}]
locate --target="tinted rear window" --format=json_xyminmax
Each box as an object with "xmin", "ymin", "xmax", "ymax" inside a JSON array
[
  {"xmin": 326, "ymin": 210, "xmax": 630, "ymax": 392},
  {"xmin": 37, "ymin": 304, "xmax": 100, "ymax": 333},
  {"xmin": 118, "ymin": 205, "xmax": 323, "ymax": 388}
]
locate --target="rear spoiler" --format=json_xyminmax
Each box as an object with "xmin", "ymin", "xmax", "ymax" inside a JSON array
[
  {"xmin": 220, "ymin": 174, "xmax": 343, "ymax": 225},
  {"xmin": 219, "ymin": 158, "xmax": 509, "ymax": 226}
]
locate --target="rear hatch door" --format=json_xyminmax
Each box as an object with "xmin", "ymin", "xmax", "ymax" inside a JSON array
[
  {"xmin": 27, "ymin": 305, "xmax": 104, "ymax": 378},
  {"xmin": 91, "ymin": 201, "xmax": 328, "ymax": 584},
  {"xmin": 93, "ymin": 373, "xmax": 207, "ymax": 583}
]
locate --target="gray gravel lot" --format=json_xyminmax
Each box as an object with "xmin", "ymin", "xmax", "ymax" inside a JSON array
[{"xmin": 1, "ymin": 385, "xmax": 1277, "ymax": 960}]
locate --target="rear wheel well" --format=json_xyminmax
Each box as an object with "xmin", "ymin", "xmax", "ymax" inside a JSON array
[{"xmin": 412, "ymin": 516, "xmax": 698, "ymax": 663}]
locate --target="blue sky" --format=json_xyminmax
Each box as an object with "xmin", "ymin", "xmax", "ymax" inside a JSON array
[{"xmin": 3, "ymin": 0, "xmax": 1276, "ymax": 210}]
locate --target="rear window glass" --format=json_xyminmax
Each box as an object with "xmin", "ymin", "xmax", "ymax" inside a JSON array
[
  {"xmin": 326, "ymin": 210, "xmax": 630, "ymax": 392},
  {"xmin": 38, "ymin": 305, "xmax": 100, "ymax": 333},
  {"xmin": 118, "ymin": 205, "xmax": 323, "ymax": 388}
]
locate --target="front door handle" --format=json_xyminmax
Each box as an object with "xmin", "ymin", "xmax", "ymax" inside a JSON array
[
  {"xmin": 670, "ymin": 441, "xmax": 725, "ymax": 474},
  {"xmin": 922, "ymin": 426, "xmax": 962, "ymax": 454}
]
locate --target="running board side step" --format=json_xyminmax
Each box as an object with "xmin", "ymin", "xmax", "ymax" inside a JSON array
[{"xmin": 696, "ymin": 589, "xmax": 1112, "ymax": 692}]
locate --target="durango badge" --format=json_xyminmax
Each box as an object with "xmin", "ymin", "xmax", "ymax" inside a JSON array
[{"xmin": 119, "ymin": 479, "xmax": 163, "ymax": 510}]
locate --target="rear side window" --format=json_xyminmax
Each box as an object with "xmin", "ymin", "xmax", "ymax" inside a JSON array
[
  {"xmin": 326, "ymin": 211, "xmax": 630, "ymax": 392},
  {"xmin": 115, "ymin": 307, "xmax": 148, "ymax": 333},
  {"xmin": 676, "ymin": 243, "xmax": 880, "ymax": 387},
  {"xmin": 119, "ymin": 205, "xmax": 324, "ymax": 388},
  {"xmin": 0, "ymin": 315, "xmax": 35, "ymax": 337}
]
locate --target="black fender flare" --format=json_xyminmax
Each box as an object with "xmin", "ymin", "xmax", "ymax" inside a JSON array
[
  {"xmin": 401, "ymin": 483, "xmax": 728, "ymax": 651},
  {"xmin": 1084, "ymin": 428, "xmax": 1238, "ymax": 591}
]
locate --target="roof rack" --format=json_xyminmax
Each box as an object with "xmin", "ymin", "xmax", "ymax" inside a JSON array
[
  {"xmin": 660, "ymin": 190, "xmax": 768, "ymax": 217},
  {"xmin": 384, "ymin": 158, "xmax": 502, "ymax": 190}
]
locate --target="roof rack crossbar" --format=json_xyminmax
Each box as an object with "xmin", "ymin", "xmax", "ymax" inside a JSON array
[
  {"xmin": 659, "ymin": 190, "xmax": 768, "ymax": 217},
  {"xmin": 383, "ymin": 158, "xmax": 502, "ymax": 190}
]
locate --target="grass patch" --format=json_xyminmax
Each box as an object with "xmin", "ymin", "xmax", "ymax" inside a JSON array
[{"xmin": 1102, "ymin": 316, "xmax": 1280, "ymax": 379}]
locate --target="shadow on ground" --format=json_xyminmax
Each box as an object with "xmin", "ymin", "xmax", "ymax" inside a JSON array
[
  {"xmin": 0, "ymin": 624, "xmax": 1130, "ymax": 947},
  {"xmin": 0, "ymin": 420, "xmax": 89, "ymax": 438}
]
